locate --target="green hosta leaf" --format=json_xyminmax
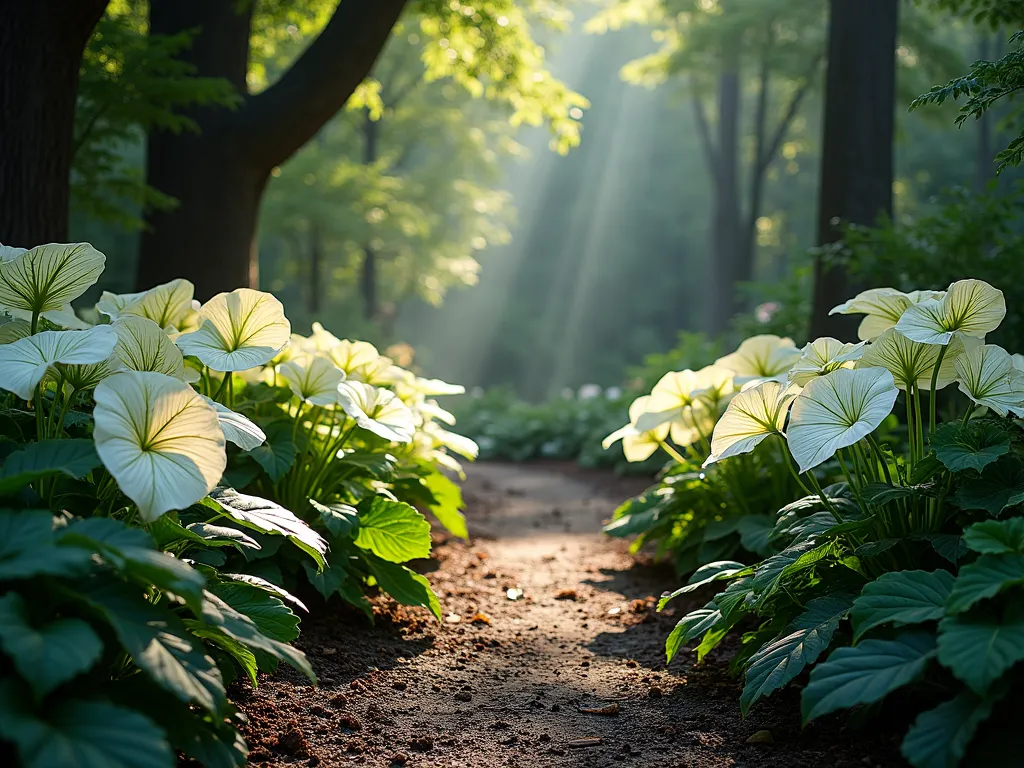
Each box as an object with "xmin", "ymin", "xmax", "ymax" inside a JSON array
[
  {"xmin": 666, "ymin": 604, "xmax": 722, "ymax": 664},
  {"xmin": 772, "ymin": 511, "xmax": 835, "ymax": 546},
  {"xmin": 0, "ymin": 592, "xmax": 103, "ymax": 698},
  {"xmin": 937, "ymin": 607, "xmax": 1024, "ymax": 694},
  {"xmin": 185, "ymin": 523, "xmax": 261, "ymax": 551},
  {"xmin": 855, "ymin": 539, "xmax": 900, "ymax": 558},
  {"xmin": 364, "ymin": 555, "xmax": 441, "ymax": 620},
  {"xmin": 901, "ymin": 689, "xmax": 1004, "ymax": 768},
  {"xmin": 199, "ymin": 590, "xmax": 315, "ymax": 682},
  {"xmin": 354, "ymin": 496, "xmax": 431, "ymax": 563},
  {"xmin": 946, "ymin": 554, "xmax": 1024, "ymax": 613},
  {"xmin": 59, "ymin": 517, "xmax": 206, "ymax": 614},
  {"xmin": 0, "ymin": 681, "xmax": 174, "ymax": 768},
  {"xmin": 603, "ymin": 507, "xmax": 661, "ymax": 537},
  {"xmin": 0, "ymin": 509, "xmax": 91, "ymax": 580},
  {"xmin": 81, "ymin": 581, "xmax": 226, "ymax": 714},
  {"xmin": 188, "ymin": 626, "xmax": 260, "ymax": 687},
  {"xmin": 310, "ymin": 499, "xmax": 359, "ymax": 539},
  {"xmin": 715, "ymin": 577, "xmax": 755, "ymax": 622},
  {"xmin": 957, "ymin": 456, "xmax": 1024, "ymax": 516},
  {"xmin": 851, "ymin": 570, "xmax": 955, "ymax": 642},
  {"xmin": 802, "ymin": 633, "xmax": 937, "ymax": 722},
  {"xmin": 931, "ymin": 420, "xmax": 1011, "ymax": 473},
  {"xmin": 964, "ymin": 518, "xmax": 1024, "ymax": 555},
  {"xmin": 209, "ymin": 488, "xmax": 327, "ymax": 570},
  {"xmin": 338, "ymin": 450, "xmax": 396, "ymax": 480},
  {"xmin": 861, "ymin": 483, "xmax": 932, "ymax": 507},
  {"xmin": 301, "ymin": 547, "xmax": 351, "ymax": 601},
  {"xmin": 658, "ymin": 561, "xmax": 748, "ymax": 611},
  {"xmin": 751, "ymin": 538, "xmax": 820, "ymax": 591},
  {"xmin": 210, "ymin": 582, "xmax": 299, "ymax": 643},
  {"xmin": 920, "ymin": 533, "xmax": 968, "ymax": 564},
  {"xmin": 704, "ymin": 517, "xmax": 743, "ymax": 542},
  {"xmin": 246, "ymin": 421, "xmax": 297, "ymax": 482},
  {"xmin": 736, "ymin": 515, "xmax": 774, "ymax": 556},
  {"xmin": 0, "ymin": 439, "xmax": 101, "ymax": 495},
  {"xmin": 422, "ymin": 469, "xmax": 469, "ymax": 539},
  {"xmin": 740, "ymin": 594, "xmax": 853, "ymax": 714},
  {"xmin": 220, "ymin": 573, "xmax": 307, "ymax": 613}
]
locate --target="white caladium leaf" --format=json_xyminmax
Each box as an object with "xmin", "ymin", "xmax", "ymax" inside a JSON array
[
  {"xmin": 896, "ymin": 279, "xmax": 1006, "ymax": 345},
  {"xmin": 113, "ymin": 315, "xmax": 185, "ymax": 379},
  {"xmin": 635, "ymin": 370, "xmax": 702, "ymax": 434},
  {"xmin": 954, "ymin": 344, "xmax": 1024, "ymax": 417},
  {"xmin": 0, "ymin": 317, "xmax": 31, "ymax": 344},
  {"xmin": 176, "ymin": 288, "xmax": 290, "ymax": 372},
  {"xmin": 704, "ymin": 380, "xmax": 799, "ymax": 467},
  {"xmin": 98, "ymin": 279, "xmax": 195, "ymax": 332},
  {"xmin": 858, "ymin": 328, "xmax": 965, "ymax": 391},
  {"xmin": 201, "ymin": 397, "xmax": 266, "ymax": 451},
  {"xmin": 279, "ymin": 355, "xmax": 345, "ymax": 406},
  {"xmin": 57, "ymin": 356, "xmax": 122, "ymax": 391},
  {"xmin": 602, "ymin": 394, "xmax": 670, "ymax": 463},
  {"xmin": 0, "ymin": 243, "xmax": 106, "ymax": 315},
  {"xmin": 93, "ymin": 372, "xmax": 226, "ymax": 521},
  {"xmin": 830, "ymin": 288, "xmax": 944, "ymax": 341},
  {"xmin": 788, "ymin": 337, "xmax": 865, "ymax": 386},
  {"xmin": 0, "ymin": 243, "xmax": 27, "ymax": 261},
  {"xmin": 337, "ymin": 380, "xmax": 416, "ymax": 443},
  {"xmin": 325, "ymin": 335, "xmax": 389, "ymax": 382},
  {"xmin": 416, "ymin": 399, "xmax": 457, "ymax": 426},
  {"xmin": 0, "ymin": 326, "xmax": 118, "ymax": 399},
  {"xmin": 422, "ymin": 421, "xmax": 479, "ymax": 460},
  {"xmin": 716, "ymin": 335, "xmax": 801, "ymax": 381},
  {"xmin": 788, "ymin": 367, "xmax": 899, "ymax": 473}
]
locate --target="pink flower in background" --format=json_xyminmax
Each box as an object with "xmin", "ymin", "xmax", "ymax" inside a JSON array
[{"xmin": 756, "ymin": 302, "xmax": 781, "ymax": 324}]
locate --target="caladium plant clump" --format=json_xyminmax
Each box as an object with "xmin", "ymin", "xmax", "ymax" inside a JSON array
[
  {"xmin": 608, "ymin": 278, "xmax": 1024, "ymax": 767},
  {"xmin": 0, "ymin": 241, "xmax": 476, "ymax": 768}
]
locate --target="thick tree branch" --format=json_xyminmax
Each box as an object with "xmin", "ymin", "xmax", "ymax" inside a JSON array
[
  {"xmin": 758, "ymin": 54, "xmax": 823, "ymax": 178},
  {"xmin": 241, "ymin": 0, "xmax": 409, "ymax": 170}
]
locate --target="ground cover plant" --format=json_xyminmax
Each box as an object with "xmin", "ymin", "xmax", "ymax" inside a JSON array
[
  {"xmin": 0, "ymin": 241, "xmax": 474, "ymax": 768},
  {"xmin": 609, "ymin": 277, "xmax": 1024, "ymax": 766}
]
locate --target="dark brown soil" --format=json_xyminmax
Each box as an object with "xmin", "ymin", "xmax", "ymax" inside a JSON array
[{"xmin": 237, "ymin": 461, "xmax": 906, "ymax": 767}]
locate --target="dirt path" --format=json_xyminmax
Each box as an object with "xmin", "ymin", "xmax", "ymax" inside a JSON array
[{"xmin": 239, "ymin": 462, "xmax": 903, "ymax": 768}]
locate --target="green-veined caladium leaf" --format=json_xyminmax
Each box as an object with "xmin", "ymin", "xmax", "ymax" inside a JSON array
[
  {"xmin": 199, "ymin": 590, "xmax": 315, "ymax": 683},
  {"xmin": 98, "ymin": 278, "xmax": 195, "ymax": 331},
  {"xmin": 956, "ymin": 455, "xmax": 1024, "ymax": 516},
  {"xmin": 964, "ymin": 517, "xmax": 1024, "ymax": 555},
  {"xmin": 946, "ymin": 554, "xmax": 1024, "ymax": 614},
  {"xmin": 364, "ymin": 554, "xmax": 442, "ymax": 621},
  {"xmin": 0, "ymin": 509, "xmax": 92, "ymax": 580},
  {"xmin": 787, "ymin": 367, "xmax": 899, "ymax": 473},
  {"xmin": 931, "ymin": 420, "xmax": 1012, "ymax": 473},
  {"xmin": 354, "ymin": 496, "xmax": 432, "ymax": 563},
  {"xmin": 0, "ymin": 326, "xmax": 117, "ymax": 400},
  {"xmin": 0, "ymin": 680, "xmax": 174, "ymax": 768},
  {"xmin": 830, "ymin": 287, "xmax": 944, "ymax": 342},
  {"xmin": 176, "ymin": 288, "xmax": 290, "ymax": 372},
  {"xmin": 954, "ymin": 344, "xmax": 1024, "ymax": 417},
  {"xmin": 279, "ymin": 355, "xmax": 344, "ymax": 406},
  {"xmin": 788, "ymin": 337, "xmax": 865, "ymax": 386},
  {"xmin": 658, "ymin": 561, "xmax": 749, "ymax": 611},
  {"xmin": 421, "ymin": 469, "xmax": 469, "ymax": 539},
  {"xmin": 740, "ymin": 594, "xmax": 853, "ymax": 713},
  {"xmin": 337, "ymin": 380, "xmax": 416, "ymax": 444},
  {"xmin": 210, "ymin": 582, "xmax": 299, "ymax": 643},
  {"xmin": 703, "ymin": 380, "xmax": 798, "ymax": 467},
  {"xmin": 937, "ymin": 605, "xmax": 1024, "ymax": 694},
  {"xmin": 895, "ymin": 278, "xmax": 1005, "ymax": 346},
  {"xmin": 93, "ymin": 372, "xmax": 226, "ymax": 522},
  {"xmin": 802, "ymin": 632, "xmax": 937, "ymax": 722},
  {"xmin": 666, "ymin": 604, "xmax": 722, "ymax": 663},
  {"xmin": 901, "ymin": 688, "xmax": 1007, "ymax": 768},
  {"xmin": 310, "ymin": 498, "xmax": 360, "ymax": 539},
  {"xmin": 245, "ymin": 421, "xmax": 297, "ymax": 482},
  {"xmin": 59, "ymin": 517, "xmax": 206, "ymax": 614},
  {"xmin": 857, "ymin": 326, "xmax": 962, "ymax": 390},
  {"xmin": 209, "ymin": 488, "xmax": 327, "ymax": 570},
  {"xmin": 851, "ymin": 569, "xmax": 954, "ymax": 642},
  {"xmin": 80, "ymin": 580, "xmax": 226, "ymax": 714},
  {"xmin": 201, "ymin": 398, "xmax": 265, "ymax": 451},
  {"xmin": 113, "ymin": 315, "xmax": 185, "ymax": 379},
  {"xmin": 0, "ymin": 438, "xmax": 101, "ymax": 496},
  {"xmin": 0, "ymin": 592, "xmax": 103, "ymax": 699},
  {"xmin": 0, "ymin": 242, "xmax": 106, "ymax": 315}
]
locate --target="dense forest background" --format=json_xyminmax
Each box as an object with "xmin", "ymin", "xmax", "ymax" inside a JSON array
[{"xmin": 60, "ymin": 0, "xmax": 1021, "ymax": 399}]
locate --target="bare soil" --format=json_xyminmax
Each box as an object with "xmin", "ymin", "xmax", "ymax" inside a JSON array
[{"xmin": 237, "ymin": 461, "xmax": 906, "ymax": 768}]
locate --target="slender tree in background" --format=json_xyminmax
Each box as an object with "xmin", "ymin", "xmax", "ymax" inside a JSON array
[
  {"xmin": 0, "ymin": 1, "xmax": 109, "ymax": 246},
  {"xmin": 139, "ymin": 1, "xmax": 408, "ymax": 297},
  {"xmin": 809, "ymin": 0, "xmax": 899, "ymax": 338}
]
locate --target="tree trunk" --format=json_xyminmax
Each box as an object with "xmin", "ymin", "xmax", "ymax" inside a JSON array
[
  {"xmin": 0, "ymin": 1, "xmax": 109, "ymax": 247},
  {"xmin": 308, "ymin": 221, "xmax": 322, "ymax": 314},
  {"xmin": 360, "ymin": 110, "xmax": 380, "ymax": 321},
  {"xmin": 139, "ymin": 0, "xmax": 409, "ymax": 298},
  {"xmin": 709, "ymin": 49, "xmax": 743, "ymax": 336},
  {"xmin": 809, "ymin": 0, "xmax": 898, "ymax": 339}
]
